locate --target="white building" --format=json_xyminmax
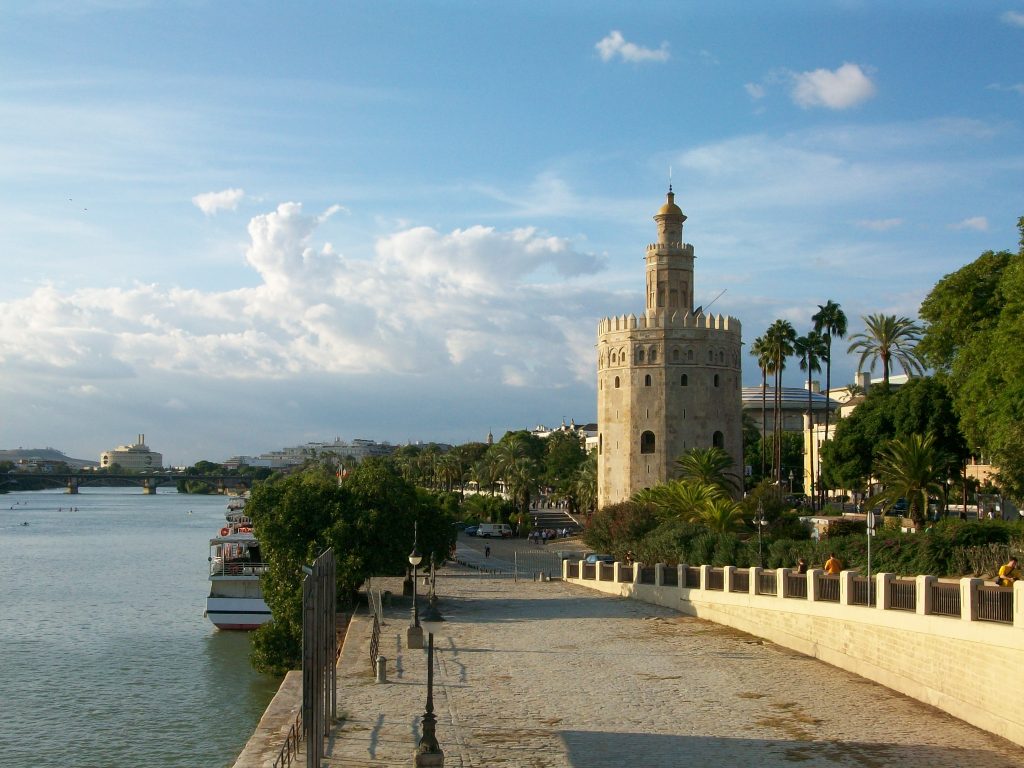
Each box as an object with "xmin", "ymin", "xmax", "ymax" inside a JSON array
[{"xmin": 100, "ymin": 434, "xmax": 163, "ymax": 471}]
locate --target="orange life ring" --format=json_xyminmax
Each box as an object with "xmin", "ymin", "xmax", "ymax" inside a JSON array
[{"xmin": 220, "ymin": 527, "xmax": 230, "ymax": 537}]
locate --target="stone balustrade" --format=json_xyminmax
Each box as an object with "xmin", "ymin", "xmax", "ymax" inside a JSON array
[{"xmin": 565, "ymin": 558, "xmax": 1024, "ymax": 749}]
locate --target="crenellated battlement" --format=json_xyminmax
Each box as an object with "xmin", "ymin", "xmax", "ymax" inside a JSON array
[
  {"xmin": 646, "ymin": 242, "xmax": 694, "ymax": 254},
  {"xmin": 597, "ymin": 310, "xmax": 741, "ymax": 336}
]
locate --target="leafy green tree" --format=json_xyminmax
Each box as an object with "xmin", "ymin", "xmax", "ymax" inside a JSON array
[
  {"xmin": 819, "ymin": 377, "xmax": 967, "ymax": 499},
  {"xmin": 247, "ymin": 461, "xmax": 455, "ymax": 673},
  {"xmin": 919, "ymin": 217, "xmax": 1024, "ymax": 498},
  {"xmin": 847, "ymin": 313, "xmax": 925, "ymax": 387},
  {"xmin": 872, "ymin": 434, "xmax": 947, "ymax": 527}
]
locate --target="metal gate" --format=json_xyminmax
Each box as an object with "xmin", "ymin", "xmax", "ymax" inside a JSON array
[{"xmin": 302, "ymin": 548, "xmax": 337, "ymax": 768}]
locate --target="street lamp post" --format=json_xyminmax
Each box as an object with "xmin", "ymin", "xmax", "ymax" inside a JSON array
[
  {"xmin": 415, "ymin": 602, "xmax": 446, "ymax": 767},
  {"xmin": 755, "ymin": 501, "xmax": 766, "ymax": 568},
  {"xmin": 407, "ymin": 540, "xmax": 424, "ymax": 650}
]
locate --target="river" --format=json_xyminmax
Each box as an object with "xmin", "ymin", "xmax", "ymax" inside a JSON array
[{"xmin": 0, "ymin": 487, "xmax": 281, "ymax": 768}]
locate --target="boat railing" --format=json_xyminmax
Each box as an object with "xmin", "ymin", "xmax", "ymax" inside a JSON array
[{"xmin": 209, "ymin": 560, "xmax": 269, "ymax": 577}]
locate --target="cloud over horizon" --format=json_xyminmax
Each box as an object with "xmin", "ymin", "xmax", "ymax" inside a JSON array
[{"xmin": 192, "ymin": 188, "xmax": 245, "ymax": 215}]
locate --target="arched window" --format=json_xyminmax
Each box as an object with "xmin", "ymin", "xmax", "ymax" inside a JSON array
[
  {"xmin": 649, "ymin": 347, "xmax": 657, "ymax": 363},
  {"xmin": 687, "ymin": 349, "xmax": 694, "ymax": 362},
  {"xmin": 681, "ymin": 374, "xmax": 688, "ymax": 386},
  {"xmin": 712, "ymin": 431, "xmax": 724, "ymax": 450},
  {"xmin": 614, "ymin": 376, "xmax": 620, "ymax": 388},
  {"xmin": 714, "ymin": 374, "xmax": 720, "ymax": 387},
  {"xmin": 644, "ymin": 374, "xmax": 652, "ymax": 386},
  {"xmin": 640, "ymin": 431, "xmax": 656, "ymax": 454},
  {"xmin": 599, "ymin": 433, "xmax": 603, "ymax": 455},
  {"xmin": 638, "ymin": 349, "xmax": 645, "ymax": 363},
  {"xmin": 672, "ymin": 348, "xmax": 680, "ymax": 362},
  {"xmin": 611, "ymin": 352, "xmax": 616, "ymax": 364},
  {"xmin": 708, "ymin": 350, "xmax": 714, "ymax": 362}
]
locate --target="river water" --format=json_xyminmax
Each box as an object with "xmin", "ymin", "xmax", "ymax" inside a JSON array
[{"xmin": 0, "ymin": 487, "xmax": 281, "ymax": 768}]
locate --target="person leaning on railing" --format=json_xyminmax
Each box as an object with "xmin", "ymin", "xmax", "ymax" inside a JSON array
[
  {"xmin": 824, "ymin": 553, "xmax": 842, "ymax": 575},
  {"xmin": 996, "ymin": 557, "xmax": 1020, "ymax": 587}
]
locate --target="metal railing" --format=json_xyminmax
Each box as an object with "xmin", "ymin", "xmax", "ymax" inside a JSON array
[
  {"xmin": 209, "ymin": 560, "xmax": 269, "ymax": 577},
  {"xmin": 757, "ymin": 571, "xmax": 777, "ymax": 596},
  {"xmin": 706, "ymin": 568, "xmax": 724, "ymax": 591},
  {"xmin": 977, "ymin": 585, "xmax": 1013, "ymax": 623},
  {"xmin": 272, "ymin": 709, "xmax": 303, "ymax": 768},
  {"xmin": 662, "ymin": 567, "xmax": 678, "ymax": 587},
  {"xmin": 566, "ymin": 562, "xmax": 579, "ymax": 579},
  {"xmin": 302, "ymin": 549, "xmax": 337, "ymax": 768},
  {"xmin": 639, "ymin": 566, "xmax": 656, "ymax": 585},
  {"xmin": 889, "ymin": 579, "xmax": 917, "ymax": 611},
  {"xmin": 620, "ymin": 563, "xmax": 635, "ymax": 582},
  {"xmin": 599, "ymin": 562, "xmax": 615, "ymax": 579},
  {"xmin": 818, "ymin": 574, "xmax": 840, "ymax": 602},
  {"xmin": 931, "ymin": 582, "xmax": 960, "ymax": 617},
  {"xmin": 731, "ymin": 569, "xmax": 749, "ymax": 593},
  {"xmin": 785, "ymin": 573, "xmax": 808, "ymax": 599},
  {"xmin": 684, "ymin": 566, "xmax": 701, "ymax": 588},
  {"xmin": 850, "ymin": 577, "xmax": 876, "ymax": 606},
  {"xmin": 582, "ymin": 563, "xmax": 595, "ymax": 579}
]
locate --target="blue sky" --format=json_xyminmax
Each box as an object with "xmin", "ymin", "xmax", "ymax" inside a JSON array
[{"xmin": 1, "ymin": 1, "xmax": 1022, "ymax": 464}]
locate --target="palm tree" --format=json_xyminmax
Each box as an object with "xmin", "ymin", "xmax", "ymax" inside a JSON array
[
  {"xmin": 492, "ymin": 435, "xmax": 539, "ymax": 514},
  {"xmin": 811, "ymin": 299, "xmax": 848, "ymax": 444},
  {"xmin": 749, "ymin": 335, "xmax": 772, "ymax": 480},
  {"xmin": 572, "ymin": 452, "xmax": 598, "ymax": 516},
  {"xmin": 794, "ymin": 331, "xmax": 827, "ymax": 508},
  {"xmin": 847, "ymin": 313, "xmax": 925, "ymax": 387},
  {"xmin": 675, "ymin": 446, "xmax": 738, "ymax": 493},
  {"xmin": 696, "ymin": 496, "xmax": 748, "ymax": 533},
  {"xmin": 764, "ymin": 319, "xmax": 797, "ymax": 484},
  {"xmin": 872, "ymin": 433, "xmax": 947, "ymax": 528},
  {"xmin": 633, "ymin": 480, "xmax": 723, "ymax": 523}
]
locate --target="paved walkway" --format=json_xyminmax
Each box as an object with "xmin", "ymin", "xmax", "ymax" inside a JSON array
[{"xmin": 324, "ymin": 564, "xmax": 1024, "ymax": 768}]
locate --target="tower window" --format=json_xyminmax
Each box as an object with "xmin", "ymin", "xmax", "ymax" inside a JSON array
[
  {"xmin": 649, "ymin": 347, "xmax": 657, "ymax": 363},
  {"xmin": 640, "ymin": 431, "xmax": 656, "ymax": 454},
  {"xmin": 599, "ymin": 434, "xmax": 603, "ymax": 455},
  {"xmin": 687, "ymin": 350, "xmax": 694, "ymax": 362},
  {"xmin": 713, "ymin": 431, "xmax": 724, "ymax": 450},
  {"xmin": 611, "ymin": 352, "xmax": 616, "ymax": 364},
  {"xmin": 673, "ymin": 348, "xmax": 680, "ymax": 362},
  {"xmin": 638, "ymin": 349, "xmax": 645, "ymax": 363},
  {"xmin": 614, "ymin": 376, "xmax": 620, "ymax": 388},
  {"xmin": 714, "ymin": 374, "xmax": 720, "ymax": 387},
  {"xmin": 681, "ymin": 374, "xmax": 688, "ymax": 386},
  {"xmin": 644, "ymin": 374, "xmax": 652, "ymax": 386}
]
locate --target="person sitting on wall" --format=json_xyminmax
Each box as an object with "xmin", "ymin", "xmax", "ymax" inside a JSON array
[
  {"xmin": 796, "ymin": 558, "xmax": 808, "ymax": 574},
  {"xmin": 824, "ymin": 553, "xmax": 842, "ymax": 575},
  {"xmin": 997, "ymin": 557, "xmax": 1020, "ymax": 587}
]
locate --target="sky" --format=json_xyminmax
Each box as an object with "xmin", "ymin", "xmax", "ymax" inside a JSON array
[{"xmin": 1, "ymin": 1, "xmax": 1022, "ymax": 465}]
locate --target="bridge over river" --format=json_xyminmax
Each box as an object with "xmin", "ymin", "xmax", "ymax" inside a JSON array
[{"xmin": 2, "ymin": 472, "xmax": 250, "ymax": 494}]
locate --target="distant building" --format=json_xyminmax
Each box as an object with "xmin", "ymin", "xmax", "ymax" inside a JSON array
[
  {"xmin": 100, "ymin": 434, "xmax": 163, "ymax": 470},
  {"xmin": 222, "ymin": 437, "xmax": 398, "ymax": 470},
  {"xmin": 742, "ymin": 384, "xmax": 840, "ymax": 435}
]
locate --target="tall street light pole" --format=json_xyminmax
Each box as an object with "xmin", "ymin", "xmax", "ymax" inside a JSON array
[
  {"xmin": 408, "ymin": 525, "xmax": 424, "ymax": 649},
  {"xmin": 415, "ymin": 602, "xmax": 446, "ymax": 767}
]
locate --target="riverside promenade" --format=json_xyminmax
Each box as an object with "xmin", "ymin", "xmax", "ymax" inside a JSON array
[{"xmin": 322, "ymin": 551, "xmax": 1024, "ymax": 767}]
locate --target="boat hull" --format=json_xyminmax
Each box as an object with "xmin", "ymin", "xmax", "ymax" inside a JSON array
[{"xmin": 205, "ymin": 596, "xmax": 271, "ymax": 631}]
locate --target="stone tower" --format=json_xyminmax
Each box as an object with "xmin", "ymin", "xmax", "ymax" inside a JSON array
[{"xmin": 596, "ymin": 188, "xmax": 743, "ymax": 508}]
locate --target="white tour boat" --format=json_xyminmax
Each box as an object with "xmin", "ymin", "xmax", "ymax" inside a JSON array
[{"xmin": 205, "ymin": 498, "xmax": 271, "ymax": 630}]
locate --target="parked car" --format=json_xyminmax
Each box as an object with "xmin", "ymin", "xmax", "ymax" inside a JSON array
[
  {"xmin": 584, "ymin": 553, "xmax": 615, "ymax": 564},
  {"xmin": 463, "ymin": 525, "xmax": 479, "ymax": 537}
]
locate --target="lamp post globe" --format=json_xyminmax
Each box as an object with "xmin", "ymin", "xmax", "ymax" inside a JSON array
[{"xmin": 407, "ymin": 545, "xmax": 424, "ymax": 648}]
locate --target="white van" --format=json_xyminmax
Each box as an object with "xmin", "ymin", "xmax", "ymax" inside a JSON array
[{"xmin": 476, "ymin": 523, "xmax": 513, "ymax": 538}]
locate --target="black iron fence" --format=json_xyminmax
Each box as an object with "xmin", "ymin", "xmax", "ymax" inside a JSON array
[{"xmin": 302, "ymin": 548, "xmax": 337, "ymax": 768}]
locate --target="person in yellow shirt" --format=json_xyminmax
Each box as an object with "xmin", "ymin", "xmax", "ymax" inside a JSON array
[
  {"xmin": 824, "ymin": 553, "xmax": 842, "ymax": 575},
  {"xmin": 997, "ymin": 557, "xmax": 1019, "ymax": 587}
]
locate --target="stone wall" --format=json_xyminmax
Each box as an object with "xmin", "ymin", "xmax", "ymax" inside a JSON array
[{"xmin": 566, "ymin": 560, "xmax": 1024, "ymax": 748}]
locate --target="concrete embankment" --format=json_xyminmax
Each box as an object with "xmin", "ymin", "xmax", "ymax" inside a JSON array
[{"xmin": 231, "ymin": 670, "xmax": 302, "ymax": 768}]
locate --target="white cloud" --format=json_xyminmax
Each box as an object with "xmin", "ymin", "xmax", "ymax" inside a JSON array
[
  {"xmin": 192, "ymin": 188, "xmax": 245, "ymax": 215},
  {"xmin": 744, "ymin": 83, "xmax": 765, "ymax": 100},
  {"xmin": 595, "ymin": 30, "xmax": 670, "ymax": 64},
  {"xmin": 791, "ymin": 63, "xmax": 876, "ymax": 110},
  {"xmin": 1001, "ymin": 10, "xmax": 1024, "ymax": 27},
  {"xmin": 987, "ymin": 82, "xmax": 1024, "ymax": 95},
  {"xmin": 0, "ymin": 203, "xmax": 608, "ymax": 390},
  {"xmin": 857, "ymin": 218, "xmax": 903, "ymax": 231},
  {"xmin": 950, "ymin": 216, "xmax": 989, "ymax": 231}
]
